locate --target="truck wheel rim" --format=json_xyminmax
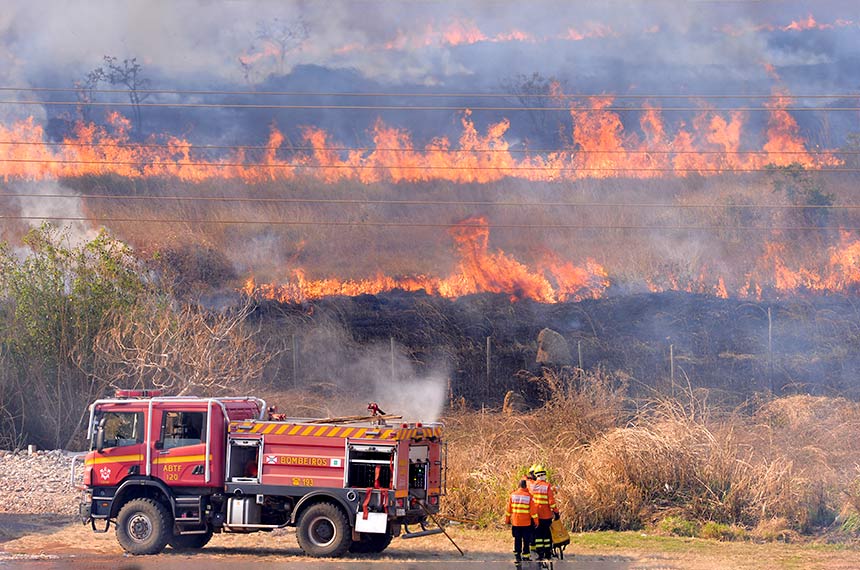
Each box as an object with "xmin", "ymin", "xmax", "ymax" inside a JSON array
[
  {"xmin": 128, "ymin": 513, "xmax": 153, "ymax": 542},
  {"xmin": 307, "ymin": 515, "xmax": 336, "ymax": 548}
]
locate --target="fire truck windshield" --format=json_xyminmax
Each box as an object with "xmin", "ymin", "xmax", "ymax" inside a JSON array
[{"xmin": 91, "ymin": 411, "xmax": 144, "ymax": 450}]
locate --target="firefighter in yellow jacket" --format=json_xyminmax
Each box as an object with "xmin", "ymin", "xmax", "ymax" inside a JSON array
[
  {"xmin": 505, "ymin": 479, "xmax": 539, "ymax": 562},
  {"xmin": 530, "ymin": 465, "xmax": 559, "ymax": 560}
]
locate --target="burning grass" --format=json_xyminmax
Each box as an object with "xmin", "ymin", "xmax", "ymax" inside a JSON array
[{"xmin": 442, "ymin": 372, "xmax": 860, "ymax": 540}]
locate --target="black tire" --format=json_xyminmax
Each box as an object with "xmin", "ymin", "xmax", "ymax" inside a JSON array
[
  {"xmin": 348, "ymin": 532, "xmax": 393, "ymax": 554},
  {"xmin": 168, "ymin": 529, "xmax": 213, "ymax": 551},
  {"xmin": 115, "ymin": 498, "xmax": 172, "ymax": 555},
  {"xmin": 295, "ymin": 502, "xmax": 352, "ymax": 558}
]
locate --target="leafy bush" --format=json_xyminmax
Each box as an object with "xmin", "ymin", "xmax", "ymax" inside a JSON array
[{"xmin": 659, "ymin": 515, "xmax": 699, "ymax": 537}]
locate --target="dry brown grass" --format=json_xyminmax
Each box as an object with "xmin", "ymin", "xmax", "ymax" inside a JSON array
[
  {"xmin": 442, "ymin": 376, "xmax": 860, "ymax": 538},
  {"xmin": 29, "ymin": 172, "xmax": 860, "ymax": 291}
]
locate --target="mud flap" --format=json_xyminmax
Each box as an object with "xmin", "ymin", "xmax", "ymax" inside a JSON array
[{"xmin": 355, "ymin": 512, "xmax": 388, "ymax": 534}]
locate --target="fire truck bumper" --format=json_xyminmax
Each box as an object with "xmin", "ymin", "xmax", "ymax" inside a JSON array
[{"xmin": 78, "ymin": 501, "xmax": 91, "ymax": 524}]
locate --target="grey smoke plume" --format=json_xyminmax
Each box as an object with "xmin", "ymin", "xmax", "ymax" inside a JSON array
[
  {"xmin": 296, "ymin": 320, "xmax": 449, "ymax": 422},
  {"xmin": 3, "ymin": 0, "xmax": 858, "ymax": 94}
]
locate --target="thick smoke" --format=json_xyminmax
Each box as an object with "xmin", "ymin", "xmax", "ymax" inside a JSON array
[
  {"xmin": 295, "ymin": 321, "xmax": 448, "ymax": 422},
  {"xmin": 4, "ymin": 1, "xmax": 859, "ymax": 93}
]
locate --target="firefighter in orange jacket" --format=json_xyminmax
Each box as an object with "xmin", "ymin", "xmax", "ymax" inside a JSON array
[
  {"xmin": 525, "ymin": 464, "xmax": 538, "ymax": 492},
  {"xmin": 530, "ymin": 465, "xmax": 559, "ymax": 560},
  {"xmin": 505, "ymin": 479, "xmax": 539, "ymax": 562}
]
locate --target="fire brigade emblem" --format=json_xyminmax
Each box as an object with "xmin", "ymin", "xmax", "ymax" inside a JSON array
[
  {"xmin": 266, "ymin": 455, "xmax": 277, "ymax": 464},
  {"xmin": 99, "ymin": 467, "xmax": 111, "ymax": 481}
]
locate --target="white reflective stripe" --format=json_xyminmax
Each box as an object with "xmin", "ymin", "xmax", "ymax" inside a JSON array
[{"xmin": 511, "ymin": 495, "xmax": 531, "ymax": 504}]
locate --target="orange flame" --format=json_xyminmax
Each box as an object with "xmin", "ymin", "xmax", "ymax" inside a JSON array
[
  {"xmin": 562, "ymin": 23, "xmax": 616, "ymax": 41},
  {"xmin": 0, "ymin": 90, "xmax": 840, "ymax": 183},
  {"xmin": 244, "ymin": 217, "xmax": 610, "ymax": 303},
  {"xmin": 723, "ymin": 14, "xmax": 854, "ymax": 36}
]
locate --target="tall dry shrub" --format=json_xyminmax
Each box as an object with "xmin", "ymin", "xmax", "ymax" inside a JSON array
[
  {"xmin": 442, "ymin": 367, "xmax": 625, "ymax": 524},
  {"xmin": 91, "ymin": 298, "xmax": 273, "ymax": 396},
  {"xmin": 443, "ymin": 387, "xmax": 855, "ymax": 534}
]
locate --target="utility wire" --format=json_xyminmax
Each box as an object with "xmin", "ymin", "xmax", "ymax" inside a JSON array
[
  {"xmin": 4, "ymin": 193, "xmax": 860, "ymax": 210},
  {"xmin": 0, "ymin": 215, "xmax": 854, "ymax": 232},
  {"xmin": 1, "ymin": 86, "xmax": 857, "ymax": 99},
  {"xmin": 2, "ymin": 99, "xmax": 859, "ymax": 112},
  {"xmin": 0, "ymin": 157, "xmax": 853, "ymax": 172},
  {"xmin": 0, "ymin": 140, "xmax": 853, "ymax": 155}
]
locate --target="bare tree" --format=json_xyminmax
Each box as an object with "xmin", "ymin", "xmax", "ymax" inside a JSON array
[
  {"xmin": 241, "ymin": 17, "xmax": 308, "ymax": 80},
  {"xmin": 500, "ymin": 72, "xmax": 569, "ymax": 145},
  {"xmin": 73, "ymin": 68, "xmax": 104, "ymax": 123},
  {"xmin": 91, "ymin": 299, "xmax": 274, "ymax": 396},
  {"xmin": 101, "ymin": 56, "xmax": 151, "ymax": 135}
]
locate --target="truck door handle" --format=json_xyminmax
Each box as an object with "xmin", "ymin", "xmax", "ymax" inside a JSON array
[{"xmin": 192, "ymin": 465, "xmax": 204, "ymax": 475}]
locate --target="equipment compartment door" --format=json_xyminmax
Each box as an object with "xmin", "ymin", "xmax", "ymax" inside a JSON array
[
  {"xmin": 153, "ymin": 410, "xmax": 210, "ymax": 486},
  {"xmin": 347, "ymin": 444, "xmax": 395, "ymax": 488}
]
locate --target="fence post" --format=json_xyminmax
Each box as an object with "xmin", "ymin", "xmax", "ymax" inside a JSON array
[
  {"xmin": 669, "ymin": 343, "xmax": 675, "ymax": 396},
  {"xmin": 768, "ymin": 307, "xmax": 774, "ymax": 394},
  {"xmin": 486, "ymin": 336, "xmax": 492, "ymax": 401},
  {"xmin": 390, "ymin": 336, "xmax": 395, "ymax": 383},
  {"xmin": 292, "ymin": 334, "xmax": 298, "ymax": 389}
]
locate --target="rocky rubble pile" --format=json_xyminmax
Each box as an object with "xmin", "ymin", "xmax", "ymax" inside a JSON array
[{"xmin": 0, "ymin": 450, "xmax": 81, "ymax": 515}]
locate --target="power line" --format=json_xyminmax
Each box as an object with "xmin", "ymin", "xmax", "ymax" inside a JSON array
[
  {"xmin": 3, "ymin": 99, "xmax": 860, "ymax": 112},
  {"xmin": 0, "ymin": 157, "xmax": 854, "ymax": 173},
  {"xmin": 0, "ymin": 140, "xmax": 854, "ymax": 156},
  {"xmin": 1, "ymin": 86, "xmax": 857, "ymax": 99},
  {"xmin": 0, "ymin": 214, "xmax": 855, "ymax": 232},
  {"xmin": 4, "ymin": 192, "xmax": 860, "ymax": 210}
]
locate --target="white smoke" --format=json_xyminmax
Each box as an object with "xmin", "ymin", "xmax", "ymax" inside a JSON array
[
  {"xmin": 295, "ymin": 320, "xmax": 449, "ymax": 422},
  {"xmin": 12, "ymin": 180, "xmax": 97, "ymax": 245}
]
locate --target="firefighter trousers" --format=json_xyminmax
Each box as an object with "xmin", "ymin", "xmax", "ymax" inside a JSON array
[
  {"xmin": 511, "ymin": 525, "xmax": 533, "ymax": 559},
  {"xmin": 534, "ymin": 518, "xmax": 553, "ymax": 558}
]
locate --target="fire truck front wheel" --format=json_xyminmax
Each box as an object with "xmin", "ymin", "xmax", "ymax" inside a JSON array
[
  {"xmin": 296, "ymin": 502, "xmax": 352, "ymax": 558},
  {"xmin": 115, "ymin": 498, "xmax": 172, "ymax": 555}
]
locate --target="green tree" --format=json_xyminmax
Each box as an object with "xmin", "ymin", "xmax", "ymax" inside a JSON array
[
  {"xmin": 0, "ymin": 225, "xmax": 145, "ymax": 448},
  {"xmin": 767, "ymin": 163, "xmax": 834, "ymax": 230}
]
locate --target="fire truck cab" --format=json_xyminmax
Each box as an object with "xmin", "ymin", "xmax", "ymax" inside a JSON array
[{"xmin": 77, "ymin": 390, "xmax": 445, "ymax": 557}]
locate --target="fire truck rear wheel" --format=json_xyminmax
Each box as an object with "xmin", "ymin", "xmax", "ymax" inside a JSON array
[
  {"xmin": 115, "ymin": 498, "xmax": 172, "ymax": 555},
  {"xmin": 348, "ymin": 532, "xmax": 393, "ymax": 553},
  {"xmin": 296, "ymin": 502, "xmax": 351, "ymax": 558},
  {"xmin": 168, "ymin": 529, "xmax": 213, "ymax": 550}
]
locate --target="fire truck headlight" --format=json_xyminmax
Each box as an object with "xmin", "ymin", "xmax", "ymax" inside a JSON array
[
  {"xmin": 396, "ymin": 508, "xmax": 406, "ymax": 517},
  {"xmin": 429, "ymin": 496, "xmax": 438, "ymax": 506}
]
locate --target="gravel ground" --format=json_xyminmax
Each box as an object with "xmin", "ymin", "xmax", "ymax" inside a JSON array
[{"xmin": 0, "ymin": 449, "xmax": 82, "ymax": 515}]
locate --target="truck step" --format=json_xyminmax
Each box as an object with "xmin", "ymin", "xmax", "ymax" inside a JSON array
[{"xmin": 401, "ymin": 528, "xmax": 444, "ymax": 539}]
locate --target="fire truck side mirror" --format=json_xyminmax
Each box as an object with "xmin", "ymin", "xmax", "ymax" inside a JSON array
[{"xmin": 95, "ymin": 417, "xmax": 106, "ymax": 453}]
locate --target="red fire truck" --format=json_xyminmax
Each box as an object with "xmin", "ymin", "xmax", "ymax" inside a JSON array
[{"xmin": 75, "ymin": 390, "xmax": 445, "ymax": 556}]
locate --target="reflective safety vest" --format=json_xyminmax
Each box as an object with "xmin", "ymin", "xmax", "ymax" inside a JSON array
[
  {"xmin": 531, "ymin": 480, "xmax": 558, "ymax": 519},
  {"xmin": 505, "ymin": 488, "xmax": 539, "ymax": 527}
]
